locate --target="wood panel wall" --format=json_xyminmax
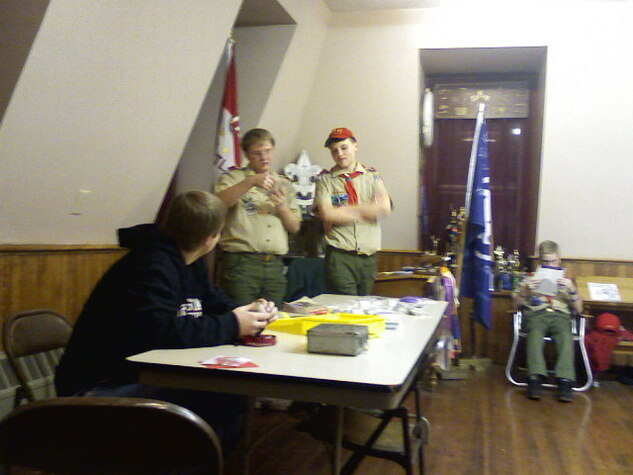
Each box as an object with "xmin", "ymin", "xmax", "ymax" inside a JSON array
[
  {"xmin": 2, "ymin": 246, "xmax": 632, "ymax": 359},
  {"xmin": 376, "ymin": 249, "xmax": 444, "ymax": 272},
  {"xmin": 0, "ymin": 245, "xmax": 126, "ymax": 351},
  {"xmin": 379, "ymin": 250, "xmax": 633, "ymax": 363},
  {"xmin": 560, "ymin": 257, "xmax": 633, "ymax": 278}
]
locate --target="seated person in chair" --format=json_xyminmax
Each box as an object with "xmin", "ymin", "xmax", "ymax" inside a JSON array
[
  {"xmin": 55, "ymin": 191, "xmax": 278, "ymax": 454},
  {"xmin": 512, "ymin": 240, "xmax": 583, "ymax": 402}
]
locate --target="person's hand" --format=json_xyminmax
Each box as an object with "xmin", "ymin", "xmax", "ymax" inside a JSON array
[
  {"xmin": 260, "ymin": 299, "xmax": 279, "ymax": 324},
  {"xmin": 249, "ymin": 172, "xmax": 276, "ymax": 192},
  {"xmin": 558, "ymin": 277, "xmax": 576, "ymax": 292},
  {"xmin": 524, "ymin": 276, "xmax": 541, "ymax": 292},
  {"xmin": 268, "ymin": 186, "xmax": 287, "ymax": 210},
  {"xmin": 357, "ymin": 191, "xmax": 390, "ymax": 221},
  {"xmin": 233, "ymin": 301, "xmax": 275, "ymax": 337}
]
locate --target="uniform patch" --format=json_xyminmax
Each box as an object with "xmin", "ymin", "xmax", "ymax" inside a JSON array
[
  {"xmin": 331, "ymin": 192, "xmax": 349, "ymax": 206},
  {"xmin": 242, "ymin": 197, "xmax": 258, "ymax": 215}
]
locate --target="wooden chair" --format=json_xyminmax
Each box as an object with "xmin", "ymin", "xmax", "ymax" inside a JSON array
[
  {"xmin": 0, "ymin": 397, "xmax": 223, "ymax": 474},
  {"xmin": 505, "ymin": 310, "xmax": 594, "ymax": 391},
  {"xmin": 2, "ymin": 309, "xmax": 73, "ymax": 407}
]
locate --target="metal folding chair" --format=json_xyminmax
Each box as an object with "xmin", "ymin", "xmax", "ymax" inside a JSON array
[
  {"xmin": 505, "ymin": 310, "xmax": 593, "ymax": 391},
  {"xmin": 3, "ymin": 309, "xmax": 73, "ymax": 407}
]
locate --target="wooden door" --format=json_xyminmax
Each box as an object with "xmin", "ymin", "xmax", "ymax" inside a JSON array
[{"xmin": 422, "ymin": 117, "xmax": 536, "ymax": 257}]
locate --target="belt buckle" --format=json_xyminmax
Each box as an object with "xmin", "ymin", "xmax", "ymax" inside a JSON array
[{"xmin": 263, "ymin": 254, "xmax": 272, "ymax": 262}]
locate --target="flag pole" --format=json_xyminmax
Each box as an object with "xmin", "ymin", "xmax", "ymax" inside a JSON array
[
  {"xmin": 457, "ymin": 101, "xmax": 493, "ymax": 370},
  {"xmin": 463, "ymin": 102, "xmax": 486, "ymax": 220},
  {"xmin": 468, "ymin": 102, "xmax": 485, "ymax": 358},
  {"xmin": 456, "ymin": 101, "xmax": 486, "ymax": 289}
]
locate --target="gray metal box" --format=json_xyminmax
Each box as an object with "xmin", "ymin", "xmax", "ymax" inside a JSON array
[{"xmin": 307, "ymin": 324, "xmax": 369, "ymax": 356}]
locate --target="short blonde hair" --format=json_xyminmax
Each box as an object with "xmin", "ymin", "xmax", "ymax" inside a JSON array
[
  {"xmin": 161, "ymin": 191, "xmax": 226, "ymax": 252},
  {"xmin": 538, "ymin": 240, "xmax": 560, "ymax": 258}
]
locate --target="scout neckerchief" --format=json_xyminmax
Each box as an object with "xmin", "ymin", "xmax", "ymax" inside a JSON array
[{"xmin": 338, "ymin": 170, "xmax": 363, "ymax": 204}]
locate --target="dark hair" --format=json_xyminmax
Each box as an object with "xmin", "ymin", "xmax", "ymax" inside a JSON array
[
  {"xmin": 241, "ymin": 128, "xmax": 275, "ymax": 153},
  {"xmin": 538, "ymin": 240, "xmax": 560, "ymax": 257},
  {"xmin": 325, "ymin": 136, "xmax": 357, "ymax": 148},
  {"xmin": 160, "ymin": 191, "xmax": 226, "ymax": 252}
]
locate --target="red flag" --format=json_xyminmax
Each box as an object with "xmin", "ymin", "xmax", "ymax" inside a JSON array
[{"xmin": 214, "ymin": 38, "xmax": 241, "ymax": 173}]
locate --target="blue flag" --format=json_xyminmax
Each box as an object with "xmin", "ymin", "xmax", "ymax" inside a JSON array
[{"xmin": 460, "ymin": 118, "xmax": 493, "ymax": 329}]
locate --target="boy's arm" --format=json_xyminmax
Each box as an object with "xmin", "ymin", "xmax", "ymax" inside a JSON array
[
  {"xmin": 215, "ymin": 172, "xmax": 274, "ymax": 208},
  {"xmin": 269, "ymin": 180, "xmax": 302, "ymax": 233},
  {"xmin": 512, "ymin": 275, "xmax": 540, "ymax": 310},
  {"xmin": 559, "ymin": 277, "xmax": 583, "ymax": 314},
  {"xmin": 125, "ymin": 260, "xmax": 239, "ymax": 348},
  {"xmin": 369, "ymin": 176, "xmax": 392, "ymax": 217},
  {"xmin": 314, "ymin": 175, "xmax": 391, "ymax": 225}
]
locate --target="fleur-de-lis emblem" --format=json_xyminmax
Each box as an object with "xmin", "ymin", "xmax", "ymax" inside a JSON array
[
  {"xmin": 230, "ymin": 115, "xmax": 240, "ymax": 134},
  {"xmin": 470, "ymin": 90, "xmax": 490, "ymax": 103}
]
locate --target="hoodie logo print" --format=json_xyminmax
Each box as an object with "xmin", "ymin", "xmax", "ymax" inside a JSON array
[{"xmin": 177, "ymin": 298, "xmax": 203, "ymax": 318}]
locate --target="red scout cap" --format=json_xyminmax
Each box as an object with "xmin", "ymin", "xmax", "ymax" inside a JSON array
[{"xmin": 324, "ymin": 127, "xmax": 355, "ymax": 147}]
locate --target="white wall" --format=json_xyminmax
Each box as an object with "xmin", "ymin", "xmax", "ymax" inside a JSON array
[
  {"xmin": 2, "ymin": 0, "xmax": 632, "ymax": 261},
  {"xmin": 171, "ymin": 0, "xmax": 330, "ymax": 200},
  {"xmin": 175, "ymin": 24, "xmax": 297, "ymax": 196},
  {"xmin": 0, "ymin": 0, "xmax": 242, "ymax": 244},
  {"xmin": 258, "ymin": 0, "xmax": 331, "ymax": 165},
  {"xmin": 295, "ymin": 3, "xmax": 633, "ymax": 259}
]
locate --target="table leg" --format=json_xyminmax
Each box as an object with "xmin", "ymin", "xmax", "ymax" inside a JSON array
[
  {"xmin": 241, "ymin": 396, "xmax": 256, "ymax": 475},
  {"xmin": 332, "ymin": 405, "xmax": 344, "ymax": 475}
]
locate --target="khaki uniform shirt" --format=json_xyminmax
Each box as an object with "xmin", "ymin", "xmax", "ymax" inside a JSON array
[
  {"xmin": 215, "ymin": 168, "xmax": 301, "ymax": 255},
  {"xmin": 314, "ymin": 163, "xmax": 389, "ymax": 256},
  {"xmin": 514, "ymin": 277, "xmax": 575, "ymax": 315}
]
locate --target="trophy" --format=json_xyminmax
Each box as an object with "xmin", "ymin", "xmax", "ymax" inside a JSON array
[
  {"xmin": 508, "ymin": 249, "xmax": 523, "ymax": 289},
  {"xmin": 493, "ymin": 246, "xmax": 509, "ymax": 290}
]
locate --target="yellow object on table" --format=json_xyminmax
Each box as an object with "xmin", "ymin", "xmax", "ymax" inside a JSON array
[{"xmin": 267, "ymin": 313, "xmax": 386, "ymax": 337}]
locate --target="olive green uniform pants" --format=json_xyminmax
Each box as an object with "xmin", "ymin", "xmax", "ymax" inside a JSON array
[
  {"xmin": 218, "ymin": 253, "xmax": 287, "ymax": 308},
  {"xmin": 525, "ymin": 309, "xmax": 576, "ymax": 381},
  {"xmin": 324, "ymin": 247, "xmax": 377, "ymax": 296}
]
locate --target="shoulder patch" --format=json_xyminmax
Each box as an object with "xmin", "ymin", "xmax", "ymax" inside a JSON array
[{"xmin": 364, "ymin": 165, "xmax": 378, "ymax": 172}]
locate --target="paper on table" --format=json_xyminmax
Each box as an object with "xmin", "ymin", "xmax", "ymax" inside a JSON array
[
  {"xmin": 587, "ymin": 282, "xmax": 621, "ymax": 301},
  {"xmin": 200, "ymin": 356, "xmax": 259, "ymax": 369},
  {"xmin": 533, "ymin": 266, "xmax": 565, "ymax": 296}
]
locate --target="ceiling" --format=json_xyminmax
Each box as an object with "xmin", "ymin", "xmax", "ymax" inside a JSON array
[
  {"xmin": 325, "ymin": 0, "xmax": 626, "ymax": 11},
  {"xmin": 235, "ymin": 0, "xmax": 625, "ymax": 27},
  {"xmin": 325, "ymin": 0, "xmax": 455, "ymax": 10},
  {"xmin": 421, "ymin": 47, "xmax": 547, "ymax": 75},
  {"xmin": 234, "ymin": 1, "xmax": 617, "ymax": 75},
  {"xmin": 235, "ymin": 0, "xmax": 295, "ymax": 27}
]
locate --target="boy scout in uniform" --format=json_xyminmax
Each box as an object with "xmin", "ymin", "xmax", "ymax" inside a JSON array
[
  {"xmin": 513, "ymin": 240, "xmax": 582, "ymax": 402},
  {"xmin": 215, "ymin": 128, "xmax": 301, "ymax": 307},
  {"xmin": 314, "ymin": 127, "xmax": 392, "ymax": 295}
]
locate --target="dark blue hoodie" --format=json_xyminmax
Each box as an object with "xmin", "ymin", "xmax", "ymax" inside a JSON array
[{"xmin": 55, "ymin": 224, "xmax": 239, "ymax": 396}]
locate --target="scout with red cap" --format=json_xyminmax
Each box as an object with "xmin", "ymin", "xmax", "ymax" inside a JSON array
[
  {"xmin": 324, "ymin": 127, "xmax": 356, "ymax": 147},
  {"xmin": 314, "ymin": 127, "xmax": 392, "ymax": 296}
]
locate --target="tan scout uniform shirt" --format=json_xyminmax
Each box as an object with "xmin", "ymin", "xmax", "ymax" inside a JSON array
[
  {"xmin": 215, "ymin": 168, "xmax": 301, "ymax": 255},
  {"xmin": 514, "ymin": 277, "xmax": 575, "ymax": 315},
  {"xmin": 314, "ymin": 163, "xmax": 388, "ymax": 256}
]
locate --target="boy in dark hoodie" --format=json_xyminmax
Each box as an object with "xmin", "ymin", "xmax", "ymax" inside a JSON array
[{"xmin": 55, "ymin": 191, "xmax": 277, "ymax": 452}]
